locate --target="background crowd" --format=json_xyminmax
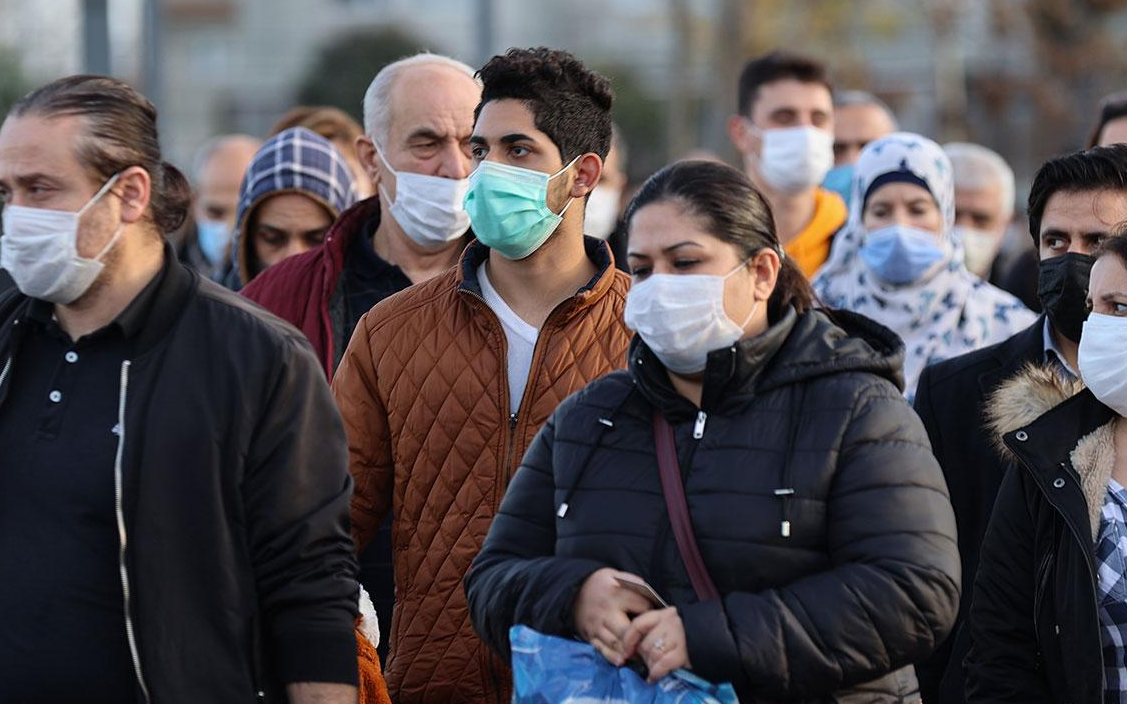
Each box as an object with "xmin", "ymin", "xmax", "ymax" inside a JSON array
[{"xmin": 3, "ymin": 6, "xmax": 1127, "ymax": 704}]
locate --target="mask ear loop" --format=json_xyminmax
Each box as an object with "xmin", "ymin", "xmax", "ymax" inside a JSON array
[
  {"xmin": 726, "ymin": 257, "xmax": 761, "ymax": 330},
  {"xmin": 81, "ymin": 173, "xmax": 125, "ymax": 262},
  {"xmin": 548, "ymin": 154, "xmax": 584, "ymax": 217}
]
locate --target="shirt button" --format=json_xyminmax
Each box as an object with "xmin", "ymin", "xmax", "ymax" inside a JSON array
[
  {"xmin": 64, "ymin": 351, "xmax": 78, "ymax": 363},
  {"xmin": 48, "ymin": 390, "xmax": 62, "ymax": 403}
]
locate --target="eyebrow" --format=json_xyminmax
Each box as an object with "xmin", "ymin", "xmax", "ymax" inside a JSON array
[
  {"xmin": 469, "ymin": 132, "xmax": 536, "ymax": 146},
  {"xmin": 0, "ymin": 172, "xmax": 60, "ymax": 189},
  {"xmin": 406, "ymin": 128, "xmax": 445, "ymax": 142},
  {"xmin": 627, "ymin": 241, "xmax": 704, "ymax": 258}
]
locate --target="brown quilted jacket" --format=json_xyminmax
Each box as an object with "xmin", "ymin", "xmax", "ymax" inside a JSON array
[{"xmin": 332, "ymin": 238, "xmax": 631, "ymax": 704}]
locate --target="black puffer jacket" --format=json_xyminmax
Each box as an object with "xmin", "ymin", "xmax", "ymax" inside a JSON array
[{"xmin": 466, "ymin": 307, "xmax": 960, "ymax": 703}]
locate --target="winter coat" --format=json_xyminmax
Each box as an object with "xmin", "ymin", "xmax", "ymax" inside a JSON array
[
  {"xmin": 331, "ymin": 237, "xmax": 632, "ymax": 704},
  {"xmin": 0, "ymin": 243, "xmax": 360, "ymax": 702},
  {"xmin": 912, "ymin": 317, "xmax": 1046, "ymax": 704},
  {"xmin": 966, "ymin": 366, "xmax": 1119, "ymax": 704},
  {"xmin": 466, "ymin": 307, "xmax": 961, "ymax": 703}
]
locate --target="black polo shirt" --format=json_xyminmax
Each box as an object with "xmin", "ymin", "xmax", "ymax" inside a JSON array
[{"xmin": 0, "ymin": 264, "xmax": 165, "ymax": 701}]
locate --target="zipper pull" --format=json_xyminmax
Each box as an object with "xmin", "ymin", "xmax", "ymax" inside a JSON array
[
  {"xmin": 693, "ymin": 411, "xmax": 707, "ymax": 439},
  {"xmin": 509, "ymin": 413, "xmax": 518, "ymax": 429}
]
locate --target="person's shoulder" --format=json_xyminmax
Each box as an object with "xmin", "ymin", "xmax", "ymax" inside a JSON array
[
  {"xmin": 193, "ymin": 276, "xmax": 314, "ymax": 353},
  {"xmin": 551, "ymin": 370, "xmax": 636, "ymax": 424},
  {"xmin": 359, "ymin": 266, "xmax": 462, "ymax": 333},
  {"xmin": 923, "ymin": 343, "xmax": 1004, "ymax": 390}
]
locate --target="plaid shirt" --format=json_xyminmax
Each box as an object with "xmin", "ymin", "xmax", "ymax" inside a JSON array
[{"xmin": 1097, "ymin": 478, "xmax": 1127, "ymax": 702}]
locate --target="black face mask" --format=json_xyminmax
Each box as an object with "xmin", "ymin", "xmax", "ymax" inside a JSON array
[{"xmin": 1037, "ymin": 252, "xmax": 1095, "ymax": 343}]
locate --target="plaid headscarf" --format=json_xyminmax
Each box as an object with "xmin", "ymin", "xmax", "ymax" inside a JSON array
[{"xmin": 232, "ymin": 127, "xmax": 357, "ymax": 286}]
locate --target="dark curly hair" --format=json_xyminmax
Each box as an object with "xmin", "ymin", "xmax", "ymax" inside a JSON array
[
  {"xmin": 475, "ymin": 47, "xmax": 614, "ymax": 163},
  {"xmin": 624, "ymin": 160, "xmax": 814, "ymax": 322},
  {"xmin": 9, "ymin": 75, "xmax": 191, "ymax": 234}
]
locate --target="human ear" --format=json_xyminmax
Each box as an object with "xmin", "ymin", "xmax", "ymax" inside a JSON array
[
  {"xmin": 570, "ymin": 153, "xmax": 603, "ymax": 198},
  {"xmin": 116, "ymin": 166, "xmax": 151, "ymax": 225}
]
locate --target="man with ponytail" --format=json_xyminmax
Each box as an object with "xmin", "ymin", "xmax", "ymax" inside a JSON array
[{"xmin": 0, "ymin": 76, "xmax": 360, "ymax": 703}]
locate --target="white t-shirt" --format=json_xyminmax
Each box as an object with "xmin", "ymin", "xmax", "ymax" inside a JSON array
[{"xmin": 478, "ymin": 263, "xmax": 540, "ymax": 413}]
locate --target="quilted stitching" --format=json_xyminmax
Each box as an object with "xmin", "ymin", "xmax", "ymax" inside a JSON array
[{"xmin": 341, "ymin": 263, "xmax": 631, "ymax": 704}]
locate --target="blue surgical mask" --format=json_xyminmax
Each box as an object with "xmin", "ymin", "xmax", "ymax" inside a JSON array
[
  {"xmin": 196, "ymin": 218, "xmax": 231, "ymax": 266},
  {"xmin": 463, "ymin": 156, "xmax": 580, "ymax": 260},
  {"xmin": 859, "ymin": 224, "xmax": 948, "ymax": 285},
  {"xmin": 822, "ymin": 164, "xmax": 854, "ymax": 205}
]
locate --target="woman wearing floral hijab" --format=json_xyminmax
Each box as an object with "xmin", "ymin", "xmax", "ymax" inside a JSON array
[{"xmin": 814, "ymin": 132, "xmax": 1036, "ymax": 399}]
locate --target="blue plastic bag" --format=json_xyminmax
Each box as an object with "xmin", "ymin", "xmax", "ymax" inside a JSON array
[{"xmin": 509, "ymin": 625, "xmax": 739, "ymax": 704}]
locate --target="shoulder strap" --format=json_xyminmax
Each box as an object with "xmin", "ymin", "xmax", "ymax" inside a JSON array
[{"xmin": 652, "ymin": 409, "xmax": 720, "ymax": 602}]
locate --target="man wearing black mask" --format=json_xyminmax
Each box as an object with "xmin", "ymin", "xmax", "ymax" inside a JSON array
[{"xmin": 913, "ymin": 143, "xmax": 1127, "ymax": 704}]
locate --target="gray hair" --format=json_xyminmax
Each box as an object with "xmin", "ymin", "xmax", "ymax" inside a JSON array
[
  {"xmin": 361, "ymin": 52, "xmax": 478, "ymax": 146},
  {"xmin": 833, "ymin": 90, "xmax": 898, "ymax": 129},
  {"xmin": 190, "ymin": 134, "xmax": 261, "ymax": 185},
  {"xmin": 944, "ymin": 142, "xmax": 1016, "ymax": 219}
]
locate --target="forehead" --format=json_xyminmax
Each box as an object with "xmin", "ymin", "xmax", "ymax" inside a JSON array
[
  {"xmin": 473, "ymin": 98, "xmax": 548, "ymax": 141},
  {"xmin": 254, "ymin": 192, "xmax": 332, "ymax": 225},
  {"xmin": 387, "ymin": 65, "xmax": 480, "ymax": 140},
  {"xmin": 1040, "ymin": 189, "xmax": 1127, "ymax": 233},
  {"xmin": 954, "ymin": 185, "xmax": 1004, "ymax": 212},
  {"xmin": 1090, "ymin": 254, "xmax": 1127, "ymax": 295},
  {"xmin": 834, "ymin": 103, "xmax": 891, "ymax": 132},
  {"xmin": 753, "ymin": 78, "xmax": 833, "ymax": 113},
  {"xmin": 0, "ymin": 113, "xmax": 87, "ymax": 182},
  {"xmin": 867, "ymin": 181, "xmax": 935, "ymax": 205}
]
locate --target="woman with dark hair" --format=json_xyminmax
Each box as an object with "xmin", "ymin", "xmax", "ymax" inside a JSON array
[
  {"xmin": 966, "ymin": 235, "xmax": 1127, "ymax": 704},
  {"xmin": 1088, "ymin": 91, "xmax": 1127, "ymax": 148},
  {"xmin": 465, "ymin": 160, "xmax": 959, "ymax": 703}
]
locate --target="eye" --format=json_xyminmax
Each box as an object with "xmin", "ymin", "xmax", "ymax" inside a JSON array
[
  {"xmin": 509, "ymin": 146, "xmax": 530, "ymax": 158},
  {"xmin": 470, "ymin": 145, "xmax": 487, "ymax": 160},
  {"xmin": 630, "ymin": 266, "xmax": 651, "ymax": 279},
  {"xmin": 672, "ymin": 259, "xmax": 699, "ymax": 270},
  {"xmin": 1046, "ymin": 236, "xmax": 1067, "ymax": 250},
  {"xmin": 257, "ymin": 230, "xmax": 286, "ymax": 247},
  {"xmin": 1114, "ymin": 301, "xmax": 1127, "ymax": 315}
]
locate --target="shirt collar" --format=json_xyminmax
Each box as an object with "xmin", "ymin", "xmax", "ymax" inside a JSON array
[
  {"xmin": 25, "ymin": 250, "xmax": 170, "ymax": 342},
  {"xmin": 1043, "ymin": 316, "xmax": 1079, "ymax": 379}
]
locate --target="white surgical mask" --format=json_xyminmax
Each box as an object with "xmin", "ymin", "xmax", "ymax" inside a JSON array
[
  {"xmin": 1, "ymin": 174, "xmax": 122, "ymax": 304},
  {"xmin": 746, "ymin": 123, "xmax": 834, "ymax": 194},
  {"xmin": 956, "ymin": 225, "xmax": 1000, "ymax": 279},
  {"xmin": 583, "ymin": 185, "xmax": 622, "ymax": 240},
  {"xmin": 624, "ymin": 262, "xmax": 757, "ymax": 374},
  {"xmin": 376, "ymin": 144, "xmax": 470, "ymax": 248},
  {"xmin": 1078, "ymin": 312, "xmax": 1127, "ymax": 416}
]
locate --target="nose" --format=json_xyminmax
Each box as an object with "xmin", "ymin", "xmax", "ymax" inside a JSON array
[
  {"xmin": 436, "ymin": 143, "xmax": 472, "ymax": 180},
  {"xmin": 279, "ymin": 240, "xmax": 311, "ymax": 261}
]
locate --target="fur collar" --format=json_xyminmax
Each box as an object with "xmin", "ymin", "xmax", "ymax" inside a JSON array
[{"xmin": 986, "ymin": 364, "xmax": 1116, "ymax": 540}]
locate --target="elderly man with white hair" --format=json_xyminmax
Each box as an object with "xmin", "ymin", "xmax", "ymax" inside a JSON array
[
  {"xmin": 945, "ymin": 142, "xmax": 1017, "ymax": 279},
  {"xmin": 240, "ymin": 52, "xmax": 482, "ymax": 660}
]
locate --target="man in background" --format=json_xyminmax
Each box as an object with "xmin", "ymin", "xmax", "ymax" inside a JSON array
[
  {"xmin": 178, "ymin": 134, "xmax": 260, "ymax": 280},
  {"xmin": 728, "ymin": 51, "xmax": 845, "ymax": 277}
]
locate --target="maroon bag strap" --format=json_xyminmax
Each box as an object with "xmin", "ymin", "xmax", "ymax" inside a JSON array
[{"xmin": 652, "ymin": 409, "xmax": 720, "ymax": 602}]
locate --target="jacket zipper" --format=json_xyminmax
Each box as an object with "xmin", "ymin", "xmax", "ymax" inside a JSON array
[
  {"xmin": 692, "ymin": 411, "xmax": 707, "ymax": 439},
  {"xmin": 113, "ymin": 360, "xmax": 151, "ymax": 703},
  {"xmin": 0, "ymin": 355, "xmax": 11, "ymax": 392}
]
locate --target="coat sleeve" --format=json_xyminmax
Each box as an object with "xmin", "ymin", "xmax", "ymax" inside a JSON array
[
  {"xmin": 963, "ymin": 467, "xmax": 1053, "ymax": 703},
  {"xmin": 331, "ymin": 313, "xmax": 393, "ymax": 552},
  {"xmin": 465, "ymin": 398, "xmax": 609, "ymax": 660},
  {"xmin": 244, "ymin": 333, "xmax": 360, "ymax": 686},
  {"xmin": 678, "ymin": 380, "xmax": 961, "ymax": 699}
]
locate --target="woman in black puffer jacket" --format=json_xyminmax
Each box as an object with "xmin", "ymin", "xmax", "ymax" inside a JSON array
[{"xmin": 465, "ymin": 160, "xmax": 960, "ymax": 703}]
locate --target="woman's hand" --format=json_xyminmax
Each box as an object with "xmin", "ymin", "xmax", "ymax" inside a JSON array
[
  {"xmin": 574, "ymin": 568, "xmax": 654, "ymax": 666},
  {"xmin": 622, "ymin": 607, "xmax": 692, "ymax": 683}
]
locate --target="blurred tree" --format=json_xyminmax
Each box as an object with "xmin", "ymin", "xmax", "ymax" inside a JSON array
[
  {"xmin": 0, "ymin": 47, "xmax": 29, "ymax": 119},
  {"xmin": 593, "ymin": 63, "xmax": 668, "ymax": 183},
  {"xmin": 295, "ymin": 27, "xmax": 430, "ymax": 123}
]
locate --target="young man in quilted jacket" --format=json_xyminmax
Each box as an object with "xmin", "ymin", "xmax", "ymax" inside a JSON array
[{"xmin": 332, "ymin": 47, "xmax": 632, "ymax": 704}]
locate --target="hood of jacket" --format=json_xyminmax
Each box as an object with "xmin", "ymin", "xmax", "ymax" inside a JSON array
[
  {"xmin": 987, "ymin": 364, "xmax": 1118, "ymax": 539},
  {"xmin": 629, "ymin": 306, "xmax": 905, "ymax": 420},
  {"xmin": 233, "ymin": 127, "xmax": 358, "ymax": 286}
]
